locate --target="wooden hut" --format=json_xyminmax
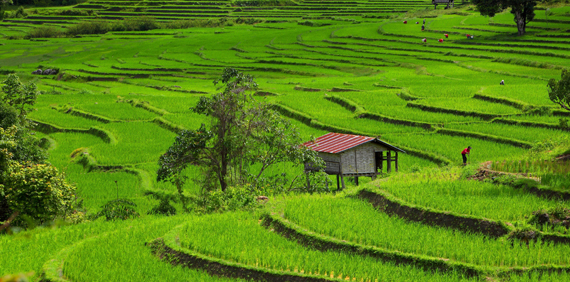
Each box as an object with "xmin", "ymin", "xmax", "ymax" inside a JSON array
[{"xmin": 302, "ymin": 133, "xmax": 406, "ymax": 190}]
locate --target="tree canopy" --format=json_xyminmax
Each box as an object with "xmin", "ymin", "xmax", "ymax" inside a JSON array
[
  {"xmin": 548, "ymin": 69, "xmax": 570, "ymax": 112},
  {"xmin": 471, "ymin": 0, "xmax": 536, "ymax": 35},
  {"xmin": 157, "ymin": 68, "xmax": 324, "ymax": 210},
  {"xmin": 0, "ymin": 74, "xmax": 75, "ymax": 231}
]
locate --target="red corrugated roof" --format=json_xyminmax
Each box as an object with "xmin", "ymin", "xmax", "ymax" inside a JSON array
[{"xmin": 302, "ymin": 133, "xmax": 375, "ymax": 154}]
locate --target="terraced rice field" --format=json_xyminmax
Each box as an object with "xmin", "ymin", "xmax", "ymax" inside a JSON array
[{"xmin": 2, "ymin": 0, "xmax": 570, "ymax": 281}]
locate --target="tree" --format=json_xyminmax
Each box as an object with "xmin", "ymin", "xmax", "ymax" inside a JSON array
[
  {"xmin": 2, "ymin": 74, "xmax": 39, "ymax": 124},
  {"xmin": 471, "ymin": 0, "xmax": 536, "ymax": 35},
  {"xmin": 548, "ymin": 69, "xmax": 570, "ymax": 112},
  {"xmin": 157, "ymin": 68, "xmax": 323, "ymax": 206},
  {"xmin": 0, "ymin": 74, "xmax": 72, "ymax": 231},
  {"xmin": 1, "ymin": 159, "xmax": 77, "ymax": 229},
  {"xmin": 0, "ymin": 0, "xmax": 13, "ymax": 21}
]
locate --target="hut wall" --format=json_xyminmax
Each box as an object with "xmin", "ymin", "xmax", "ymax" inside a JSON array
[
  {"xmin": 318, "ymin": 152, "xmax": 341, "ymax": 174},
  {"xmin": 341, "ymin": 143, "xmax": 388, "ymax": 174}
]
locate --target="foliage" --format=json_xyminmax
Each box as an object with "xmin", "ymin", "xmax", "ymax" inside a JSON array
[
  {"xmin": 0, "ymin": 75, "xmax": 49, "ymax": 229},
  {"xmin": 161, "ymin": 18, "xmax": 230, "ymax": 29},
  {"xmin": 191, "ymin": 186, "xmax": 258, "ymax": 214},
  {"xmin": 65, "ymin": 17, "xmax": 159, "ymax": 36},
  {"xmin": 559, "ymin": 118, "xmax": 569, "ymax": 128},
  {"xmin": 93, "ymin": 198, "xmax": 140, "ymax": 221},
  {"xmin": 234, "ymin": 0, "xmax": 294, "ymax": 7},
  {"xmin": 145, "ymin": 190, "xmax": 177, "ymax": 216},
  {"xmin": 122, "ymin": 16, "xmax": 160, "ymax": 31},
  {"xmin": 158, "ymin": 68, "xmax": 324, "ymax": 197},
  {"xmin": 25, "ymin": 26, "xmax": 62, "ymax": 39},
  {"xmin": 471, "ymin": 0, "xmax": 536, "ymax": 35},
  {"xmin": 3, "ymin": 6, "xmax": 26, "ymax": 18},
  {"xmin": 66, "ymin": 21, "xmax": 109, "ymax": 36},
  {"xmin": 528, "ymin": 205, "xmax": 570, "ymax": 234},
  {"xmin": 548, "ymin": 69, "xmax": 570, "ymax": 112},
  {"xmin": 1, "ymin": 161, "xmax": 77, "ymax": 226},
  {"xmin": 0, "ymin": 77, "xmax": 46, "ymax": 165},
  {"xmin": 1, "ymin": 74, "xmax": 38, "ymax": 122}
]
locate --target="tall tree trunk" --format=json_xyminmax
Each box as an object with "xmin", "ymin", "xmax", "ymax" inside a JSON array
[
  {"xmin": 220, "ymin": 151, "xmax": 228, "ymax": 191},
  {"xmin": 514, "ymin": 10, "xmax": 526, "ymax": 35}
]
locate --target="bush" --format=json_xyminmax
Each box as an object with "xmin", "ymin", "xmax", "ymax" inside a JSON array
[
  {"xmin": 145, "ymin": 190, "xmax": 177, "ymax": 216},
  {"xmin": 234, "ymin": 0, "xmax": 294, "ymax": 6},
  {"xmin": 66, "ymin": 21, "xmax": 109, "ymax": 36},
  {"xmin": 93, "ymin": 198, "xmax": 140, "ymax": 221},
  {"xmin": 192, "ymin": 186, "xmax": 258, "ymax": 214},
  {"xmin": 162, "ymin": 18, "xmax": 229, "ymax": 29},
  {"xmin": 123, "ymin": 16, "xmax": 159, "ymax": 31},
  {"xmin": 26, "ymin": 26, "xmax": 63, "ymax": 39},
  {"xmin": 58, "ymin": 9, "xmax": 95, "ymax": 16},
  {"xmin": 11, "ymin": 6, "xmax": 27, "ymax": 18},
  {"xmin": 560, "ymin": 118, "xmax": 569, "ymax": 128},
  {"xmin": 1, "ymin": 162, "xmax": 76, "ymax": 226}
]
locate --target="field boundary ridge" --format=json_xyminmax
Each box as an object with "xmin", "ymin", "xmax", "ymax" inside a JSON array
[
  {"xmin": 32, "ymin": 120, "xmax": 117, "ymax": 144},
  {"xmin": 358, "ymin": 188, "xmax": 511, "ymax": 238},
  {"xmin": 435, "ymin": 128, "xmax": 533, "ymax": 148},
  {"xmin": 407, "ymin": 102, "xmax": 511, "ymax": 120},
  {"xmin": 148, "ymin": 224, "xmax": 344, "ymax": 282},
  {"xmin": 261, "ymin": 213, "xmax": 485, "ymax": 277}
]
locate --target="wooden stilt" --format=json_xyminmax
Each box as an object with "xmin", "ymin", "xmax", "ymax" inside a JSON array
[
  {"xmin": 395, "ymin": 151, "xmax": 399, "ymax": 172},
  {"xmin": 340, "ymin": 174, "xmax": 345, "ymax": 190},
  {"xmin": 387, "ymin": 151, "xmax": 392, "ymax": 173},
  {"xmin": 306, "ymin": 171, "xmax": 311, "ymax": 190},
  {"xmin": 355, "ymin": 177, "xmax": 359, "ymax": 186},
  {"xmin": 336, "ymin": 174, "xmax": 340, "ymax": 191}
]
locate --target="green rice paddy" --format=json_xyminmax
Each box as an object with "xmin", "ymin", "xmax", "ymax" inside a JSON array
[{"xmin": 2, "ymin": 1, "xmax": 570, "ymax": 281}]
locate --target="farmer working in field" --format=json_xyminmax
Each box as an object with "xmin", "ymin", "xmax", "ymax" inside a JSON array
[{"xmin": 461, "ymin": 146, "xmax": 471, "ymax": 165}]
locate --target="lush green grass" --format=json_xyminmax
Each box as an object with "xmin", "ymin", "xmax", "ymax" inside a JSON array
[
  {"xmin": 376, "ymin": 169, "xmax": 567, "ymax": 221},
  {"xmin": 62, "ymin": 215, "xmax": 249, "ymax": 282},
  {"xmin": 282, "ymin": 195, "xmax": 570, "ymax": 267},
  {"xmin": 3, "ymin": 3, "xmax": 570, "ymax": 281},
  {"xmin": 176, "ymin": 212, "xmax": 477, "ymax": 282}
]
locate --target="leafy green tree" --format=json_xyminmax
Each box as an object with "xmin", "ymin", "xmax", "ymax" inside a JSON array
[
  {"xmin": 471, "ymin": 0, "xmax": 536, "ymax": 35},
  {"xmin": 0, "ymin": 75, "xmax": 46, "ymax": 164},
  {"xmin": 548, "ymin": 69, "xmax": 570, "ymax": 111},
  {"xmin": 1, "ymin": 160, "xmax": 76, "ymax": 228},
  {"xmin": 157, "ymin": 68, "xmax": 324, "ymax": 209},
  {"xmin": 2, "ymin": 74, "xmax": 39, "ymax": 123},
  {"xmin": 0, "ymin": 74, "xmax": 72, "ymax": 231},
  {"xmin": 0, "ymin": 0, "xmax": 13, "ymax": 21}
]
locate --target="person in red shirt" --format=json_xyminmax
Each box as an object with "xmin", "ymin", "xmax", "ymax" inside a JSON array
[{"xmin": 461, "ymin": 146, "xmax": 471, "ymax": 165}]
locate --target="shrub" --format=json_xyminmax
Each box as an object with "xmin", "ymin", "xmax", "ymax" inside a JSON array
[
  {"xmin": 145, "ymin": 190, "xmax": 177, "ymax": 216},
  {"xmin": 26, "ymin": 26, "xmax": 63, "ymax": 39},
  {"xmin": 123, "ymin": 16, "xmax": 159, "ymax": 31},
  {"xmin": 93, "ymin": 198, "xmax": 140, "ymax": 221},
  {"xmin": 560, "ymin": 118, "xmax": 569, "ymax": 128},
  {"xmin": 66, "ymin": 21, "xmax": 109, "ymax": 36},
  {"xmin": 57, "ymin": 9, "xmax": 95, "ymax": 16},
  {"xmin": 234, "ymin": 0, "xmax": 294, "ymax": 6},
  {"xmin": 1, "ymin": 162, "xmax": 76, "ymax": 226},
  {"xmin": 192, "ymin": 186, "xmax": 258, "ymax": 214},
  {"xmin": 162, "ymin": 18, "xmax": 228, "ymax": 29},
  {"xmin": 8, "ymin": 6, "xmax": 27, "ymax": 18}
]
